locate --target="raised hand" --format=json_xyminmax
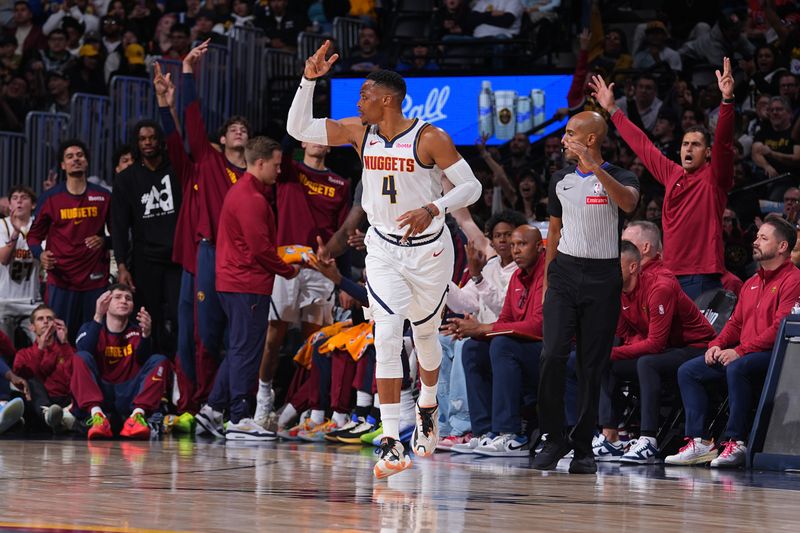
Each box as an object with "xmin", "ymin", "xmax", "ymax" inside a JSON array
[
  {"xmin": 716, "ymin": 56, "xmax": 734, "ymax": 99},
  {"xmin": 54, "ymin": 319, "xmax": 68, "ymax": 344},
  {"xmin": 579, "ymin": 28, "xmax": 591, "ymax": 51},
  {"xmin": 137, "ymin": 307, "xmax": 152, "ymax": 338},
  {"xmin": 563, "ymin": 138, "xmax": 600, "ymax": 171},
  {"xmin": 304, "ymin": 40, "xmax": 339, "ymax": 80},
  {"xmin": 588, "ymin": 75, "xmax": 616, "ymax": 111},
  {"xmin": 466, "ymin": 240, "xmax": 487, "ymax": 277},
  {"xmin": 183, "ymin": 39, "xmax": 210, "ymax": 72},
  {"xmin": 94, "ymin": 290, "xmax": 112, "ymax": 321}
]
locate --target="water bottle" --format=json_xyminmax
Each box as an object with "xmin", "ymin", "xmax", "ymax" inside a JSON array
[{"xmin": 478, "ymin": 80, "xmax": 494, "ymax": 138}]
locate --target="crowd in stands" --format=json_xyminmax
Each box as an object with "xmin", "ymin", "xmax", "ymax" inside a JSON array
[{"xmin": 2, "ymin": 0, "xmax": 800, "ymax": 471}]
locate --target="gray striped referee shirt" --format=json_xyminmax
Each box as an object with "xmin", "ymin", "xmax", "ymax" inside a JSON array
[{"xmin": 548, "ymin": 163, "xmax": 639, "ymax": 259}]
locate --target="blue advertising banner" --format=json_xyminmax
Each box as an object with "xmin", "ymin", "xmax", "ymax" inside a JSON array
[{"xmin": 330, "ymin": 74, "xmax": 572, "ymax": 146}]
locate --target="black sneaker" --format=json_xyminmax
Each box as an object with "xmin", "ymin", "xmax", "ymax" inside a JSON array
[
  {"xmin": 531, "ymin": 439, "xmax": 571, "ymax": 470},
  {"xmin": 569, "ymin": 454, "xmax": 598, "ymax": 474},
  {"xmin": 337, "ymin": 415, "xmax": 378, "ymax": 444},
  {"xmin": 324, "ymin": 415, "xmax": 362, "ymax": 442}
]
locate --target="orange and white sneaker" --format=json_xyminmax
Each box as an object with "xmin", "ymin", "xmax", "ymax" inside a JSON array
[
  {"xmin": 374, "ymin": 437, "xmax": 412, "ymax": 479},
  {"xmin": 87, "ymin": 412, "xmax": 113, "ymax": 440},
  {"xmin": 411, "ymin": 402, "xmax": 439, "ymax": 457},
  {"xmin": 278, "ymin": 415, "xmax": 314, "ymax": 441},
  {"xmin": 298, "ymin": 419, "xmax": 338, "ymax": 442},
  {"xmin": 120, "ymin": 412, "xmax": 150, "ymax": 440}
]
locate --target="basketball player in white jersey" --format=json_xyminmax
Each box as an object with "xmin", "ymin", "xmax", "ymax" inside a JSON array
[{"xmin": 288, "ymin": 41, "xmax": 482, "ymax": 478}]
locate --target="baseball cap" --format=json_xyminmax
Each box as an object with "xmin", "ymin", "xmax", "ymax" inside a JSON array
[
  {"xmin": 79, "ymin": 43, "xmax": 100, "ymax": 57},
  {"xmin": 125, "ymin": 44, "xmax": 145, "ymax": 65}
]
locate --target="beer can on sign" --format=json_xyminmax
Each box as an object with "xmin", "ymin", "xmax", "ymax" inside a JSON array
[
  {"xmin": 493, "ymin": 90, "xmax": 517, "ymax": 141},
  {"xmin": 531, "ymin": 89, "xmax": 546, "ymax": 127},
  {"xmin": 516, "ymin": 96, "xmax": 533, "ymax": 134}
]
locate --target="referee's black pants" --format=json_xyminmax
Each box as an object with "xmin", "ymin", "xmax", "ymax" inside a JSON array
[{"xmin": 538, "ymin": 252, "xmax": 621, "ymax": 458}]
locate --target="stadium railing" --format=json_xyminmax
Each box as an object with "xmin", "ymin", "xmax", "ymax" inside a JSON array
[
  {"xmin": 263, "ymin": 48, "xmax": 299, "ymax": 122},
  {"xmin": 24, "ymin": 111, "xmax": 70, "ymax": 194},
  {"xmin": 333, "ymin": 17, "xmax": 366, "ymax": 59},
  {"xmin": 194, "ymin": 43, "xmax": 231, "ymax": 136},
  {"xmin": 110, "ymin": 76, "xmax": 157, "ymax": 148},
  {"xmin": 0, "ymin": 131, "xmax": 25, "ymax": 196},
  {"xmin": 70, "ymin": 93, "xmax": 113, "ymax": 181},
  {"xmin": 297, "ymin": 31, "xmax": 329, "ymax": 63},
  {"xmin": 229, "ymin": 26, "xmax": 267, "ymax": 130}
]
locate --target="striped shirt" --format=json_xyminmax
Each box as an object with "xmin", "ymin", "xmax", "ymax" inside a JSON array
[{"xmin": 548, "ymin": 163, "xmax": 639, "ymax": 259}]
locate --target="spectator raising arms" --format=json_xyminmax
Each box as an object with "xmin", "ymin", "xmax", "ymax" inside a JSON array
[{"xmin": 591, "ymin": 57, "xmax": 736, "ymax": 300}]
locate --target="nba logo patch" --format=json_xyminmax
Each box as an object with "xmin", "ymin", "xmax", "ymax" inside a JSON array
[{"xmin": 593, "ymin": 182, "xmax": 605, "ymax": 195}]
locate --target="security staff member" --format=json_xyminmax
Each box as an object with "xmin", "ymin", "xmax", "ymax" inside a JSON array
[{"xmin": 532, "ymin": 111, "xmax": 640, "ymax": 474}]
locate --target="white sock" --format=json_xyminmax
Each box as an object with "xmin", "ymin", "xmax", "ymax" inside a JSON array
[
  {"xmin": 278, "ymin": 403, "xmax": 297, "ymax": 428},
  {"xmin": 90, "ymin": 406, "xmax": 104, "ymax": 417},
  {"xmin": 131, "ymin": 407, "xmax": 145, "ymax": 417},
  {"xmin": 380, "ymin": 403, "xmax": 401, "ymax": 440},
  {"xmin": 373, "ymin": 393, "xmax": 381, "ymax": 408},
  {"xmin": 400, "ymin": 389, "xmax": 415, "ymax": 426},
  {"xmin": 640, "ymin": 435, "xmax": 657, "ymax": 446},
  {"xmin": 356, "ymin": 390, "xmax": 372, "ymax": 408},
  {"xmin": 258, "ymin": 379, "xmax": 272, "ymax": 399},
  {"xmin": 332, "ymin": 411, "xmax": 349, "ymax": 427},
  {"xmin": 310, "ymin": 409, "xmax": 325, "ymax": 425},
  {"xmin": 418, "ymin": 382, "xmax": 438, "ymax": 408}
]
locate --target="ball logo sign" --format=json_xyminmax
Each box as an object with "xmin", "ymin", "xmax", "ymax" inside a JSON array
[{"xmin": 402, "ymin": 86, "xmax": 449, "ymax": 125}]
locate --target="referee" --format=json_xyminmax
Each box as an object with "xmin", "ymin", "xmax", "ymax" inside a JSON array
[{"xmin": 532, "ymin": 111, "xmax": 639, "ymax": 474}]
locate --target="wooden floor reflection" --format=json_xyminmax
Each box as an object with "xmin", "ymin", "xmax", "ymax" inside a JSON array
[{"xmin": 1, "ymin": 438, "xmax": 800, "ymax": 532}]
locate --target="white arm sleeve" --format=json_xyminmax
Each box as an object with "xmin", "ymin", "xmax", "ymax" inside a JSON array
[
  {"xmin": 433, "ymin": 158, "xmax": 483, "ymax": 215},
  {"xmin": 286, "ymin": 77, "xmax": 329, "ymax": 145}
]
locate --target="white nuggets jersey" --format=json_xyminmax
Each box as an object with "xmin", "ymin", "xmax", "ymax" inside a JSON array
[{"xmin": 360, "ymin": 119, "xmax": 445, "ymax": 235}]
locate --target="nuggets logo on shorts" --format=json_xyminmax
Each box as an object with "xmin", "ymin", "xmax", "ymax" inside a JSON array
[{"xmin": 197, "ymin": 291, "xmax": 206, "ymax": 302}]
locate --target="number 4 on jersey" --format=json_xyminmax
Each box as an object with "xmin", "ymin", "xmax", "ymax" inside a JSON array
[{"xmin": 382, "ymin": 175, "xmax": 398, "ymax": 204}]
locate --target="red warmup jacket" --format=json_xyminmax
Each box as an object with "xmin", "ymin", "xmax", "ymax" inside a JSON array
[
  {"xmin": 491, "ymin": 254, "xmax": 545, "ymax": 340},
  {"xmin": 614, "ymin": 270, "xmax": 716, "ymax": 360},
  {"xmin": 159, "ymin": 106, "xmax": 199, "ymax": 274},
  {"xmin": 270, "ymin": 156, "xmax": 351, "ymax": 249},
  {"xmin": 13, "ymin": 343, "xmax": 74, "ymax": 398},
  {"xmin": 183, "ymin": 74, "xmax": 245, "ymax": 244},
  {"xmin": 710, "ymin": 259, "xmax": 800, "ymax": 355},
  {"xmin": 215, "ymin": 173, "xmax": 295, "ymax": 295},
  {"xmin": 611, "ymin": 102, "xmax": 735, "ymax": 276}
]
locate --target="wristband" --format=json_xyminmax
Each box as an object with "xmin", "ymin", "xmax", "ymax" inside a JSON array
[
  {"xmin": 722, "ymin": 97, "xmax": 735, "ymax": 104},
  {"xmin": 421, "ymin": 205, "xmax": 435, "ymax": 219}
]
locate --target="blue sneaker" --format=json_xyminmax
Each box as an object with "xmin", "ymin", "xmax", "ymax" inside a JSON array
[
  {"xmin": 593, "ymin": 435, "xmax": 625, "ymax": 462},
  {"xmin": 0, "ymin": 398, "xmax": 24, "ymax": 434},
  {"xmin": 619, "ymin": 437, "xmax": 659, "ymax": 464}
]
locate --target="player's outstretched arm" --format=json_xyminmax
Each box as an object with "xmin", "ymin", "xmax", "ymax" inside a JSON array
[{"xmin": 287, "ymin": 40, "xmax": 363, "ymax": 148}]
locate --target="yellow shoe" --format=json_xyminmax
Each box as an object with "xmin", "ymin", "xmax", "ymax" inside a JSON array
[{"xmin": 297, "ymin": 419, "xmax": 338, "ymax": 442}]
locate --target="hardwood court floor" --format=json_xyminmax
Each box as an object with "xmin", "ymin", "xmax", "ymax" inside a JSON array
[{"xmin": 1, "ymin": 437, "xmax": 800, "ymax": 532}]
